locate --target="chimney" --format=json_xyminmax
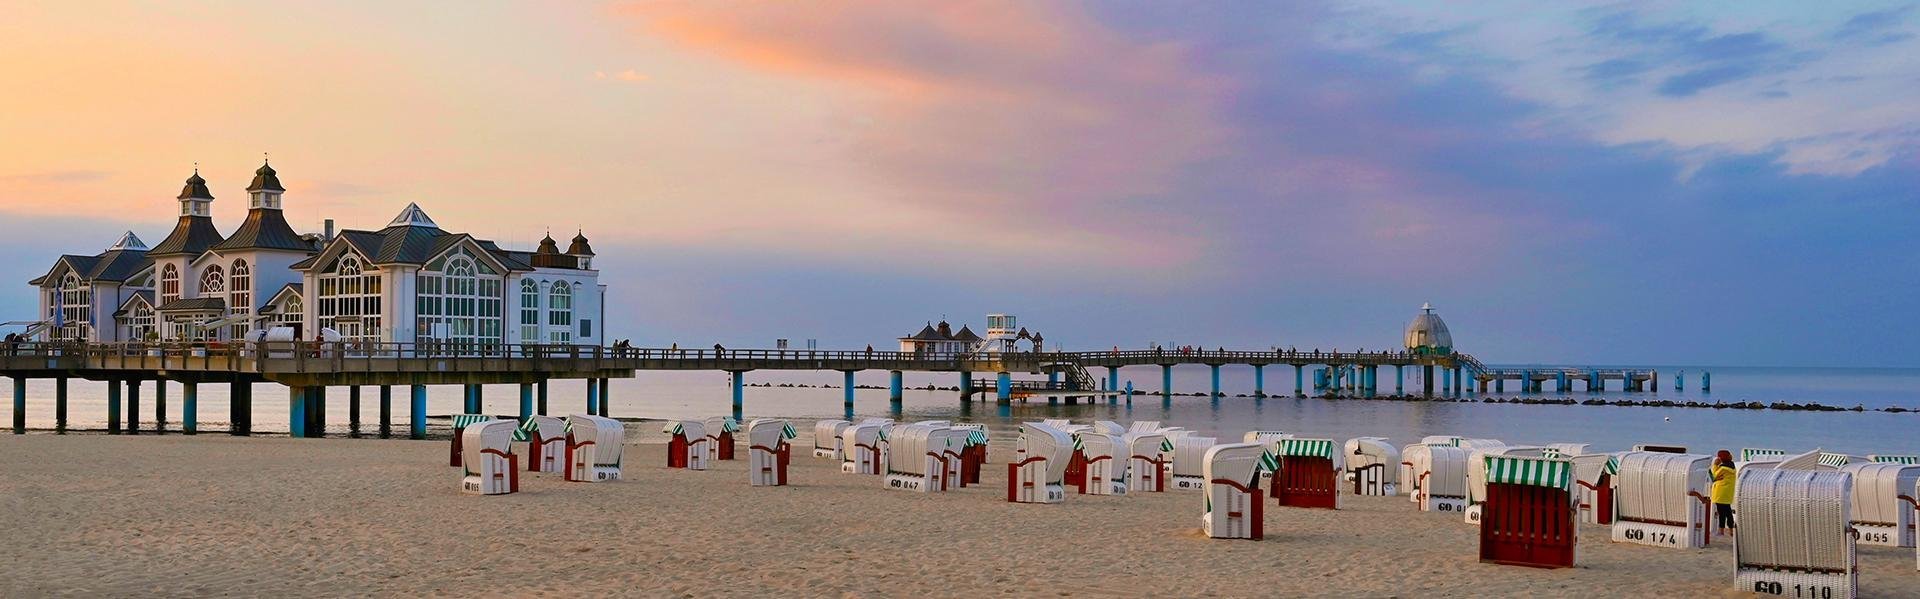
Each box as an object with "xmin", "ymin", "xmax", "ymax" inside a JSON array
[{"xmin": 323, "ymin": 219, "xmax": 335, "ymax": 241}]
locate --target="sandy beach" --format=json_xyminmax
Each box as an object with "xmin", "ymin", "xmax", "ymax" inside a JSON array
[{"xmin": 1, "ymin": 428, "xmax": 1915, "ymax": 598}]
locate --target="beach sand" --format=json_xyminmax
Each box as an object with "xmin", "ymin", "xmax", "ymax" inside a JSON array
[{"xmin": 1, "ymin": 430, "xmax": 1915, "ymax": 598}]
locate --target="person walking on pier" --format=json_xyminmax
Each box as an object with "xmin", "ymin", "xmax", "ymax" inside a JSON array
[{"xmin": 1711, "ymin": 449, "xmax": 1737, "ymax": 536}]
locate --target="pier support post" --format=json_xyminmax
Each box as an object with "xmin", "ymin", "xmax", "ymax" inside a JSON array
[
  {"xmin": 1440, "ymin": 368, "xmax": 1450, "ymax": 397},
  {"xmin": 1364, "ymin": 366, "xmax": 1376, "ymax": 398},
  {"xmin": 468, "ymin": 384, "xmax": 485, "ymax": 414},
  {"xmin": 1160, "ymin": 365, "xmax": 1173, "ymax": 400},
  {"xmin": 996, "ymin": 372, "xmax": 1011, "ymax": 403},
  {"xmin": 537, "ymin": 380, "xmax": 548, "ymax": 416},
  {"xmin": 349, "ymin": 386, "xmax": 362, "ymax": 435},
  {"xmin": 843, "ymin": 371, "xmax": 857, "ymax": 412},
  {"xmin": 1253, "ymin": 364, "xmax": 1265, "ymax": 398},
  {"xmin": 1294, "ymin": 365, "xmax": 1305, "ymax": 397},
  {"xmin": 1047, "ymin": 370, "xmax": 1059, "ymax": 403},
  {"xmin": 409, "ymin": 385, "xmax": 426, "ymax": 440},
  {"xmin": 1650, "ymin": 371, "xmax": 1658, "ymax": 393},
  {"xmin": 1702, "ymin": 372, "xmax": 1711, "ymax": 393},
  {"xmin": 1556, "ymin": 372, "xmax": 1568, "ymax": 394},
  {"xmin": 379, "ymin": 386, "xmax": 392, "ymax": 438},
  {"xmin": 10, "ymin": 377, "xmax": 24, "ymax": 434},
  {"xmin": 230, "ymin": 381, "xmax": 251, "ymax": 436},
  {"xmin": 959, "ymin": 372, "xmax": 973, "ymax": 398},
  {"xmin": 154, "ymin": 380, "xmax": 166, "ymax": 433},
  {"xmin": 107, "ymin": 379, "xmax": 121, "ymax": 434},
  {"xmin": 1209, "ymin": 364, "xmax": 1221, "ymax": 398},
  {"xmin": 289, "ymin": 386, "xmax": 308, "ymax": 438},
  {"xmin": 519, "ymin": 383, "xmax": 533, "ymax": 422},
  {"xmin": 54, "ymin": 377, "xmax": 67, "ymax": 434},
  {"xmin": 127, "ymin": 380, "xmax": 141, "ymax": 434},
  {"xmin": 182, "ymin": 383, "xmax": 197, "ymax": 435},
  {"xmin": 1496, "ymin": 378, "xmax": 1505, "ymax": 393},
  {"xmin": 585, "ymin": 380, "xmax": 599, "ymax": 415},
  {"xmin": 1453, "ymin": 368, "xmax": 1463, "ymax": 398},
  {"xmin": 1395, "ymin": 366, "xmax": 1404, "ymax": 395},
  {"xmin": 598, "ymin": 378, "xmax": 611, "ymax": 417},
  {"xmin": 308, "ymin": 387, "xmax": 327, "ymax": 438},
  {"xmin": 1106, "ymin": 366, "xmax": 1119, "ymax": 400},
  {"xmin": 1422, "ymin": 365, "xmax": 1434, "ymax": 398},
  {"xmin": 730, "ymin": 372, "xmax": 745, "ymax": 420},
  {"xmin": 888, "ymin": 371, "xmax": 903, "ymax": 406}
]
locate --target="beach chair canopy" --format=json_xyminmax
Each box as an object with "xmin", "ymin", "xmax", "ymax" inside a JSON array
[
  {"xmin": 1468, "ymin": 446, "xmax": 1547, "ymax": 502},
  {"xmin": 1020, "ymin": 422, "xmax": 1074, "ymax": 481},
  {"xmin": 568, "ymin": 414, "xmax": 625, "ymax": 466},
  {"xmin": 1543, "ymin": 443, "xmax": 1591, "ymax": 459},
  {"xmin": 1127, "ymin": 421, "xmax": 1163, "ymax": 435},
  {"xmin": 1614, "ymin": 451, "xmax": 1711, "ymax": 524},
  {"xmin": 843, "ymin": 421, "xmax": 886, "ymax": 451},
  {"xmin": 520, "ymin": 415, "xmax": 565, "ymax": 442},
  {"xmin": 1203, "ymin": 442, "xmax": 1266, "ymax": 488},
  {"xmin": 1570, "ymin": 453, "xmax": 1618, "ymax": 488},
  {"xmin": 665, "ymin": 420, "xmax": 707, "ymax": 443},
  {"xmin": 887, "ymin": 424, "xmax": 936, "ymax": 476},
  {"xmin": 1126, "ymin": 432, "xmax": 1168, "ymax": 459},
  {"xmin": 1093, "ymin": 421, "xmax": 1126, "ymax": 436},
  {"xmin": 814, "ymin": 420, "xmax": 850, "ymax": 450},
  {"xmin": 1172, "ymin": 436, "xmax": 1219, "ymax": 477},
  {"xmin": 1869, "ymin": 454, "xmax": 1920, "ymax": 465},
  {"xmin": 1482, "ymin": 454, "xmax": 1573, "ymax": 491},
  {"xmin": 462, "ymin": 420, "xmax": 518, "ymax": 475},
  {"xmin": 1405, "ymin": 444, "xmax": 1470, "ymax": 497},
  {"xmin": 704, "ymin": 416, "xmax": 739, "ymax": 436},
  {"xmin": 1345, "ymin": 437, "xmax": 1400, "ymax": 483},
  {"xmin": 1840, "ymin": 462, "xmax": 1920, "ymax": 526},
  {"xmin": 748, "ymin": 419, "xmax": 794, "ymax": 448},
  {"xmin": 1741, "ymin": 448, "xmax": 1788, "ymax": 463},
  {"xmin": 1077, "ymin": 431, "xmax": 1121, "ymax": 460}
]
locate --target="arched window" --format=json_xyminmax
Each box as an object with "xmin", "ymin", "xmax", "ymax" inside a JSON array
[
  {"xmin": 160, "ymin": 264, "xmax": 181, "ymax": 304},
  {"xmin": 415, "ymin": 246, "xmax": 503, "ymax": 350},
  {"xmin": 127, "ymin": 303, "xmax": 155, "ymax": 341},
  {"xmin": 279, "ymin": 295, "xmax": 304, "ymax": 327},
  {"xmin": 519, "ymin": 279, "xmax": 541, "ymax": 343},
  {"xmin": 228, "ymin": 259, "xmax": 252, "ymax": 338},
  {"xmin": 548, "ymin": 282, "xmax": 572, "ymax": 344},
  {"xmin": 317, "ymin": 253, "xmax": 382, "ymax": 343},
  {"xmin": 57, "ymin": 273, "xmax": 91, "ymax": 340},
  {"xmin": 199, "ymin": 265, "xmax": 225, "ymax": 295}
]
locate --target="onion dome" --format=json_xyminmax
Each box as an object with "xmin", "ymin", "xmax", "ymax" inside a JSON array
[
  {"xmin": 536, "ymin": 232, "xmax": 561, "ymax": 255},
  {"xmin": 567, "ymin": 230, "xmax": 595, "ymax": 256},
  {"xmin": 246, "ymin": 159, "xmax": 285, "ymax": 192},
  {"xmin": 1403, "ymin": 302, "xmax": 1454, "ymax": 354},
  {"xmin": 178, "ymin": 169, "xmax": 214, "ymax": 200}
]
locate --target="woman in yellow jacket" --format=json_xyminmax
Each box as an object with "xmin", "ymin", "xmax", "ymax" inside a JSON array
[{"xmin": 1711, "ymin": 449, "xmax": 1737, "ymax": 536}]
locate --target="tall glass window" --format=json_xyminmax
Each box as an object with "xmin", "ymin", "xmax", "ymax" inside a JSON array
[
  {"xmin": 228, "ymin": 259, "xmax": 252, "ymax": 339},
  {"xmin": 199, "ymin": 265, "xmax": 225, "ymax": 295},
  {"xmin": 519, "ymin": 279, "xmax": 541, "ymax": 343},
  {"xmin": 317, "ymin": 254, "xmax": 383, "ymax": 343},
  {"xmin": 548, "ymin": 282, "xmax": 572, "ymax": 344},
  {"xmin": 160, "ymin": 264, "xmax": 181, "ymax": 304},
  {"xmin": 57, "ymin": 274, "xmax": 91, "ymax": 340},
  {"xmin": 416, "ymin": 246, "xmax": 503, "ymax": 351},
  {"xmin": 127, "ymin": 303, "xmax": 155, "ymax": 341}
]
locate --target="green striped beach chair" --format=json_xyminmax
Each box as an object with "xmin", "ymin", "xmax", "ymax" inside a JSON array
[{"xmin": 1479, "ymin": 454, "xmax": 1576, "ymax": 568}]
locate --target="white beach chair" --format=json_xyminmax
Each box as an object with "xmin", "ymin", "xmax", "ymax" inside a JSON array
[
  {"xmin": 565, "ymin": 414, "xmax": 624, "ymax": 482},
  {"xmin": 1076, "ymin": 431, "xmax": 1128, "ymax": 496},
  {"xmin": 1611, "ymin": 451, "xmax": 1716, "ymax": 549},
  {"xmin": 1170, "ymin": 435, "xmax": 1219, "ymax": 491},
  {"xmin": 1868, "ymin": 454, "xmax": 1920, "ymax": 465},
  {"xmin": 1009, "ymin": 422, "xmax": 1072, "ymax": 504},
  {"xmin": 1543, "ymin": 443, "xmax": 1591, "ymax": 459},
  {"xmin": 747, "ymin": 419, "xmax": 796, "ymax": 487},
  {"xmin": 813, "ymin": 420, "xmax": 850, "ymax": 460},
  {"xmin": 460, "ymin": 419, "xmax": 520, "ymax": 495},
  {"xmin": 664, "ymin": 420, "xmax": 710, "ymax": 471},
  {"xmin": 704, "ymin": 416, "xmax": 740, "ymax": 462},
  {"xmin": 1201, "ymin": 442, "xmax": 1266, "ymax": 540},
  {"xmin": 948, "ymin": 423, "xmax": 989, "ymax": 487},
  {"xmin": 1344, "ymin": 437, "xmax": 1400, "ymax": 496},
  {"xmin": 1127, "ymin": 421, "xmax": 1163, "ymax": 435},
  {"xmin": 1403, "ymin": 443, "xmax": 1470, "ymax": 513},
  {"xmin": 1742, "ymin": 448, "xmax": 1789, "ymax": 463},
  {"xmin": 1093, "ymin": 420, "xmax": 1127, "ymax": 436},
  {"xmin": 519, "ymin": 415, "xmax": 567, "ymax": 473},
  {"xmin": 883, "ymin": 423, "xmax": 936, "ymax": 492},
  {"xmin": 841, "ymin": 420, "xmax": 890, "ymax": 475},
  {"xmin": 1126, "ymin": 432, "xmax": 1170, "ymax": 493},
  {"xmin": 1840, "ymin": 462, "xmax": 1920, "ymax": 547},
  {"xmin": 1466, "ymin": 446, "xmax": 1546, "ymax": 525},
  {"xmin": 1819, "ymin": 453, "xmax": 1865, "ymax": 468},
  {"xmin": 1243, "ymin": 430, "xmax": 1291, "ymax": 466},
  {"xmin": 1632, "ymin": 443, "xmax": 1688, "ymax": 454},
  {"xmin": 1734, "ymin": 452, "xmax": 1856, "ymax": 598}
]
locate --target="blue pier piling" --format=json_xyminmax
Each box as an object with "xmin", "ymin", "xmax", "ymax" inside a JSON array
[
  {"xmin": 1591, "ymin": 370, "xmax": 1602, "ymax": 392},
  {"xmin": 409, "ymin": 385, "xmax": 427, "ymax": 440},
  {"xmin": 1453, "ymin": 368, "xmax": 1464, "ymax": 398},
  {"xmin": 1557, "ymin": 371, "xmax": 1569, "ymax": 393},
  {"xmin": 959, "ymin": 372, "xmax": 973, "ymax": 398},
  {"xmin": 182, "ymin": 382, "xmax": 197, "ymax": 435},
  {"xmin": 289, "ymin": 386, "xmax": 307, "ymax": 438},
  {"xmin": 379, "ymin": 386, "xmax": 392, "ymax": 438},
  {"xmin": 1295, "ymin": 365, "xmax": 1305, "ymax": 397},
  {"xmin": 1160, "ymin": 365, "xmax": 1173, "ymax": 400},
  {"xmin": 1209, "ymin": 364, "xmax": 1221, "ymax": 398},
  {"xmin": 1047, "ymin": 370, "xmax": 1059, "ymax": 403},
  {"xmin": 107, "ymin": 380, "xmax": 121, "ymax": 434},
  {"xmin": 11, "ymin": 377, "xmax": 24, "ymax": 434},
  {"xmin": 467, "ymin": 384, "xmax": 483, "ymax": 414},
  {"xmin": 1496, "ymin": 377, "xmax": 1505, "ymax": 393},
  {"xmin": 1107, "ymin": 366, "xmax": 1120, "ymax": 401},
  {"xmin": 585, "ymin": 379, "xmax": 599, "ymax": 415},
  {"xmin": 519, "ymin": 383, "xmax": 533, "ymax": 422},
  {"xmin": 1125, "ymin": 381, "xmax": 1134, "ymax": 406},
  {"xmin": 1441, "ymin": 369, "xmax": 1451, "ymax": 397},
  {"xmin": 1364, "ymin": 366, "xmax": 1377, "ymax": 398},
  {"xmin": 597, "ymin": 378, "xmax": 611, "ymax": 417},
  {"xmin": 1395, "ymin": 366, "xmax": 1404, "ymax": 395},
  {"xmin": 1253, "ymin": 364, "xmax": 1265, "ymax": 398},
  {"xmin": 308, "ymin": 387, "xmax": 327, "ymax": 438},
  {"xmin": 731, "ymin": 372, "xmax": 746, "ymax": 419},
  {"xmin": 843, "ymin": 370, "xmax": 857, "ymax": 411},
  {"xmin": 348, "ymin": 386, "xmax": 362, "ymax": 434},
  {"xmin": 996, "ymin": 372, "xmax": 1012, "ymax": 403},
  {"xmin": 888, "ymin": 370, "xmax": 903, "ymax": 406},
  {"xmin": 1702, "ymin": 372, "xmax": 1711, "ymax": 392},
  {"xmin": 229, "ymin": 381, "xmax": 251, "ymax": 436},
  {"xmin": 127, "ymin": 380, "xmax": 141, "ymax": 433},
  {"xmin": 1675, "ymin": 371, "xmax": 1684, "ymax": 392},
  {"xmin": 537, "ymin": 380, "xmax": 548, "ymax": 416}
]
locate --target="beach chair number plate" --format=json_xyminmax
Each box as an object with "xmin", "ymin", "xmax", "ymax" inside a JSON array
[
  {"xmin": 1739, "ymin": 571, "xmax": 1852, "ymax": 599},
  {"xmin": 1750, "ymin": 581, "xmax": 1839, "ymax": 599},
  {"xmin": 1173, "ymin": 477, "xmax": 1205, "ymax": 490},
  {"xmin": 1854, "ymin": 525, "xmax": 1892, "ymax": 545},
  {"xmin": 1613, "ymin": 523, "xmax": 1682, "ymax": 547}
]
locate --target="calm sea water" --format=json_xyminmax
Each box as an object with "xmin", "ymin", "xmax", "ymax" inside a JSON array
[{"xmin": 4, "ymin": 364, "xmax": 1917, "ymax": 455}]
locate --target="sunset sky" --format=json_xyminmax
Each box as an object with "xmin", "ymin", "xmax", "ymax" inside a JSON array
[{"xmin": 2, "ymin": 1, "xmax": 1916, "ymax": 366}]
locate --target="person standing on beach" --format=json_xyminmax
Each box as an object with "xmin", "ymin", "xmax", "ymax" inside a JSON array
[{"xmin": 1711, "ymin": 449, "xmax": 1737, "ymax": 536}]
